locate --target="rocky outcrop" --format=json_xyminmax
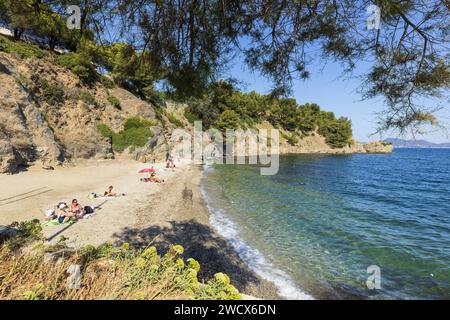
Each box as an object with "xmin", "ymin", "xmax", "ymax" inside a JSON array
[
  {"xmin": 254, "ymin": 122, "xmax": 392, "ymax": 155},
  {"xmin": 133, "ymin": 126, "xmax": 170, "ymax": 163},
  {"xmin": 0, "ymin": 59, "xmax": 64, "ymax": 173},
  {"xmin": 363, "ymin": 141, "xmax": 394, "ymax": 153},
  {"xmin": 0, "ymin": 225, "xmax": 17, "ymax": 243}
]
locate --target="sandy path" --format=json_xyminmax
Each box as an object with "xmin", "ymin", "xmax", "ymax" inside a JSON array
[{"xmin": 0, "ymin": 159, "xmax": 280, "ymax": 299}]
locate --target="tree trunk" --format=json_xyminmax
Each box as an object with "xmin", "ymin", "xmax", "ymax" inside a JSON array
[
  {"xmin": 49, "ymin": 37, "xmax": 57, "ymax": 51},
  {"xmin": 13, "ymin": 28, "xmax": 24, "ymax": 40},
  {"xmin": 188, "ymin": 0, "xmax": 198, "ymax": 67}
]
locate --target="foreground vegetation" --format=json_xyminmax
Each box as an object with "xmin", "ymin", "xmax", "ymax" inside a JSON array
[{"xmin": 0, "ymin": 221, "xmax": 241, "ymax": 300}]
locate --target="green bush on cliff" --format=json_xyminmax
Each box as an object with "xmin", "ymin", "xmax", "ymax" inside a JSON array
[
  {"xmin": 79, "ymin": 90, "xmax": 97, "ymax": 106},
  {"xmin": 0, "ymin": 222, "xmax": 241, "ymax": 300},
  {"xmin": 37, "ymin": 79, "xmax": 65, "ymax": 105},
  {"xmin": 57, "ymin": 52, "xmax": 98, "ymax": 85},
  {"xmin": 96, "ymin": 124, "xmax": 114, "ymax": 138},
  {"xmin": 0, "ymin": 35, "xmax": 45, "ymax": 59},
  {"xmin": 183, "ymin": 108, "xmax": 200, "ymax": 124},
  {"xmin": 107, "ymin": 95, "xmax": 121, "ymax": 109},
  {"xmin": 167, "ymin": 113, "xmax": 183, "ymax": 127},
  {"xmin": 97, "ymin": 117, "xmax": 155, "ymax": 152},
  {"xmin": 100, "ymin": 76, "xmax": 115, "ymax": 89}
]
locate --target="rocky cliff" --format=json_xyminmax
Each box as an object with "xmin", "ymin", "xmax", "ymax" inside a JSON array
[
  {"xmin": 0, "ymin": 51, "xmax": 164, "ymax": 173},
  {"xmin": 255, "ymin": 122, "xmax": 392, "ymax": 155}
]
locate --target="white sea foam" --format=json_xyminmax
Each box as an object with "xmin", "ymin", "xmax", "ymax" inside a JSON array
[{"xmin": 200, "ymin": 182, "xmax": 314, "ymax": 300}]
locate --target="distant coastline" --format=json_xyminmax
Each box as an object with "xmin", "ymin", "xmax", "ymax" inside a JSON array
[{"xmin": 384, "ymin": 138, "xmax": 450, "ymax": 149}]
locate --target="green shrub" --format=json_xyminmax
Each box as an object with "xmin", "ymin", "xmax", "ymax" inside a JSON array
[
  {"xmin": 79, "ymin": 90, "xmax": 96, "ymax": 106},
  {"xmin": 57, "ymin": 52, "xmax": 98, "ymax": 84},
  {"xmin": 37, "ymin": 79, "xmax": 65, "ymax": 105},
  {"xmin": 167, "ymin": 113, "xmax": 184, "ymax": 127},
  {"xmin": 283, "ymin": 132, "xmax": 299, "ymax": 146},
  {"xmin": 0, "ymin": 35, "xmax": 45, "ymax": 59},
  {"xmin": 101, "ymin": 75, "xmax": 115, "ymax": 89},
  {"xmin": 97, "ymin": 118, "xmax": 154, "ymax": 152},
  {"xmin": 318, "ymin": 117, "xmax": 353, "ymax": 148},
  {"xmin": 107, "ymin": 95, "xmax": 121, "ymax": 109},
  {"xmin": 96, "ymin": 124, "xmax": 114, "ymax": 138},
  {"xmin": 183, "ymin": 108, "xmax": 199, "ymax": 124},
  {"xmin": 120, "ymin": 127, "xmax": 151, "ymax": 148},
  {"xmin": 4, "ymin": 219, "xmax": 43, "ymax": 251},
  {"xmin": 123, "ymin": 117, "xmax": 156, "ymax": 130},
  {"xmin": 195, "ymin": 272, "xmax": 241, "ymax": 300}
]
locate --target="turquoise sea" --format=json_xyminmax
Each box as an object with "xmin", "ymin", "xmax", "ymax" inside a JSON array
[{"xmin": 201, "ymin": 148, "xmax": 450, "ymax": 299}]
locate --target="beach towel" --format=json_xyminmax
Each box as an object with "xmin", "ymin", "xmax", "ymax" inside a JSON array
[{"xmin": 42, "ymin": 219, "xmax": 76, "ymax": 227}]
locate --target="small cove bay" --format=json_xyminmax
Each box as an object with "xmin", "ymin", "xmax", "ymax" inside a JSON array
[{"xmin": 201, "ymin": 148, "xmax": 450, "ymax": 299}]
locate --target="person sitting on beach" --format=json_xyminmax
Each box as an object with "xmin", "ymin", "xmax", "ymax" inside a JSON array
[
  {"xmin": 149, "ymin": 172, "xmax": 164, "ymax": 183},
  {"xmin": 69, "ymin": 199, "xmax": 85, "ymax": 219},
  {"xmin": 56, "ymin": 203, "xmax": 75, "ymax": 223},
  {"xmin": 104, "ymin": 185, "xmax": 118, "ymax": 197},
  {"xmin": 166, "ymin": 159, "xmax": 176, "ymax": 169},
  {"xmin": 166, "ymin": 154, "xmax": 176, "ymax": 169}
]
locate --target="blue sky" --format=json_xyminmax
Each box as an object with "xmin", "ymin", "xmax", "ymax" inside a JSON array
[{"xmin": 225, "ymin": 54, "xmax": 450, "ymax": 144}]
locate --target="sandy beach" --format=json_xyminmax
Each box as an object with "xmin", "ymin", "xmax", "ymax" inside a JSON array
[{"xmin": 0, "ymin": 159, "xmax": 279, "ymax": 299}]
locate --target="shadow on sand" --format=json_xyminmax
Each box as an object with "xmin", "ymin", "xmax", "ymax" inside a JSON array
[{"xmin": 111, "ymin": 219, "xmax": 278, "ymax": 298}]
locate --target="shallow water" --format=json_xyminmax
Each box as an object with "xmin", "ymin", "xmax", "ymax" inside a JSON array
[{"xmin": 202, "ymin": 149, "xmax": 450, "ymax": 299}]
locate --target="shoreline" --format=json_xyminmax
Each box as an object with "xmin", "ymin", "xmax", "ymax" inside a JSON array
[
  {"xmin": 0, "ymin": 159, "xmax": 281, "ymax": 299},
  {"xmin": 200, "ymin": 172, "xmax": 314, "ymax": 300}
]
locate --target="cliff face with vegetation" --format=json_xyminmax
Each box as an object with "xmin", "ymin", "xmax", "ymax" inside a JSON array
[
  {"xmin": 0, "ymin": 36, "xmax": 164, "ymax": 173},
  {"xmin": 0, "ymin": 35, "xmax": 391, "ymax": 174}
]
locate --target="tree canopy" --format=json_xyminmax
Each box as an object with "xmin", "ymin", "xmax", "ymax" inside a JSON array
[
  {"xmin": 185, "ymin": 81, "xmax": 354, "ymax": 148},
  {"xmin": 0, "ymin": 0, "xmax": 448, "ymax": 134}
]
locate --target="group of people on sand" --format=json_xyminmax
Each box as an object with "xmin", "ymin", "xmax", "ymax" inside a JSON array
[
  {"xmin": 44, "ymin": 198, "xmax": 87, "ymax": 224},
  {"xmin": 141, "ymin": 172, "xmax": 164, "ymax": 183},
  {"xmin": 140, "ymin": 157, "xmax": 173, "ymax": 183},
  {"xmin": 43, "ymin": 186, "xmax": 122, "ymax": 224}
]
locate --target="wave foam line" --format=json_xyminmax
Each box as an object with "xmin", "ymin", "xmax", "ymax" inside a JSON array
[{"xmin": 200, "ymin": 185, "xmax": 314, "ymax": 300}]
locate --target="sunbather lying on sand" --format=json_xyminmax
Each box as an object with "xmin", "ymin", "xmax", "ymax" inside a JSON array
[
  {"xmin": 148, "ymin": 172, "xmax": 164, "ymax": 183},
  {"xmin": 103, "ymin": 185, "xmax": 125, "ymax": 197}
]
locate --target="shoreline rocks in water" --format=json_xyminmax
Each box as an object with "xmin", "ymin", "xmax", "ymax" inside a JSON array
[{"xmin": 363, "ymin": 141, "xmax": 394, "ymax": 153}]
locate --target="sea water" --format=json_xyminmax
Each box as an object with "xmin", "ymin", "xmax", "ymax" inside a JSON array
[{"xmin": 201, "ymin": 149, "xmax": 450, "ymax": 299}]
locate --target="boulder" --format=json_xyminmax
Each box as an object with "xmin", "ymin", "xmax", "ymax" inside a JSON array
[
  {"xmin": 43, "ymin": 248, "xmax": 76, "ymax": 263},
  {"xmin": 363, "ymin": 141, "xmax": 393, "ymax": 153},
  {"xmin": 0, "ymin": 139, "xmax": 16, "ymax": 173},
  {"xmin": 0, "ymin": 226, "xmax": 17, "ymax": 243}
]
